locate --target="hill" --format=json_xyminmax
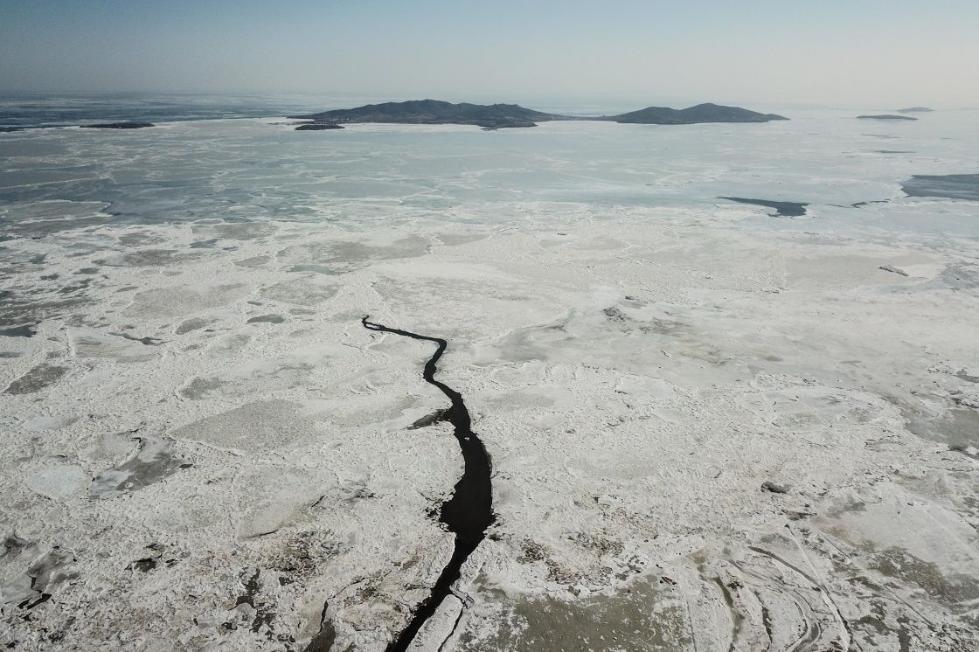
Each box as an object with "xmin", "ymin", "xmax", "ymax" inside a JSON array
[
  {"xmin": 292, "ymin": 100, "xmax": 790, "ymax": 129},
  {"xmin": 607, "ymin": 103, "xmax": 787, "ymax": 125},
  {"xmin": 293, "ymin": 99, "xmax": 555, "ymax": 130}
]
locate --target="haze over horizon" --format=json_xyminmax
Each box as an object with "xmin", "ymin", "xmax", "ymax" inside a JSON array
[{"xmin": 2, "ymin": 0, "xmax": 978, "ymax": 109}]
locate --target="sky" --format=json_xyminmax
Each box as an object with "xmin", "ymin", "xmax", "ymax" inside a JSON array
[{"xmin": 2, "ymin": 0, "xmax": 978, "ymax": 109}]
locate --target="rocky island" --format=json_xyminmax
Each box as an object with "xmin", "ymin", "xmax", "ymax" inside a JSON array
[{"xmin": 292, "ymin": 99, "xmax": 788, "ymax": 130}]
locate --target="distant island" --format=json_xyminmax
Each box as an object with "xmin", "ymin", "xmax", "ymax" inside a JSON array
[
  {"xmin": 291, "ymin": 99, "xmax": 788, "ymax": 130},
  {"xmin": 294, "ymin": 123, "xmax": 343, "ymax": 131},
  {"xmin": 897, "ymin": 107, "xmax": 934, "ymax": 113},
  {"xmin": 83, "ymin": 122, "xmax": 155, "ymax": 129},
  {"xmin": 4, "ymin": 123, "xmax": 155, "ymax": 133},
  {"xmin": 857, "ymin": 114, "xmax": 917, "ymax": 121},
  {"xmin": 293, "ymin": 100, "xmax": 554, "ymax": 130},
  {"xmin": 607, "ymin": 103, "xmax": 787, "ymax": 125}
]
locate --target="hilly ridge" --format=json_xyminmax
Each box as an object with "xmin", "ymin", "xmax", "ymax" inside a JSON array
[
  {"xmin": 607, "ymin": 103, "xmax": 788, "ymax": 125},
  {"xmin": 293, "ymin": 99, "xmax": 788, "ymax": 130},
  {"xmin": 295, "ymin": 99, "xmax": 555, "ymax": 130}
]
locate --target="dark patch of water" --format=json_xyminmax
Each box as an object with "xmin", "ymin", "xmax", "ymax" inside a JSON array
[
  {"xmin": 902, "ymin": 174, "xmax": 979, "ymax": 201},
  {"xmin": 360, "ymin": 316, "xmax": 494, "ymax": 652},
  {"xmin": 720, "ymin": 196, "xmax": 808, "ymax": 217}
]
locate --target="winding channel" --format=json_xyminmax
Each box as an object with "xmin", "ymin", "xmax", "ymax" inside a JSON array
[{"xmin": 361, "ymin": 316, "xmax": 495, "ymax": 651}]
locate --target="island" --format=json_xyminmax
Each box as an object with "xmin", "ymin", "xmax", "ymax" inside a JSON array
[
  {"xmin": 898, "ymin": 107, "xmax": 934, "ymax": 113},
  {"xmin": 856, "ymin": 114, "xmax": 917, "ymax": 121},
  {"xmin": 82, "ymin": 122, "xmax": 155, "ymax": 129},
  {"xmin": 606, "ymin": 103, "xmax": 787, "ymax": 125},
  {"xmin": 291, "ymin": 99, "xmax": 555, "ymax": 130},
  {"xmin": 290, "ymin": 99, "xmax": 789, "ymax": 130},
  {"xmin": 294, "ymin": 122, "xmax": 343, "ymax": 131}
]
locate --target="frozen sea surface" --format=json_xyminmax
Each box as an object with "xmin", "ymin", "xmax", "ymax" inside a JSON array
[
  {"xmin": 2, "ymin": 106, "xmax": 978, "ymax": 237},
  {"xmin": 1, "ymin": 102, "xmax": 978, "ymax": 651}
]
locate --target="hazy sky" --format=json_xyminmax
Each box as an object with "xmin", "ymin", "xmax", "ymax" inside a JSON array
[{"xmin": 2, "ymin": 0, "xmax": 978, "ymax": 108}]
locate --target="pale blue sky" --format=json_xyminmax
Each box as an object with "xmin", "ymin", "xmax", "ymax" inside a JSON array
[{"xmin": 1, "ymin": 1, "xmax": 977, "ymax": 107}]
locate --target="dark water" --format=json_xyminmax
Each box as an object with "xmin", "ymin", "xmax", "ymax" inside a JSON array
[
  {"xmin": 902, "ymin": 174, "xmax": 979, "ymax": 202},
  {"xmin": 360, "ymin": 317, "xmax": 494, "ymax": 652},
  {"xmin": 720, "ymin": 196, "xmax": 809, "ymax": 217}
]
